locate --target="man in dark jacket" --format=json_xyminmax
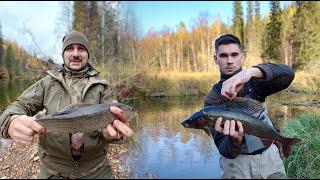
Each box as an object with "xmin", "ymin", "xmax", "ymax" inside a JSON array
[{"xmin": 204, "ymin": 34, "xmax": 294, "ymax": 179}]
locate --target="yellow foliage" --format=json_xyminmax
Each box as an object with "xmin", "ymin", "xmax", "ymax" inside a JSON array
[{"xmin": 287, "ymin": 6, "xmax": 296, "ymax": 19}]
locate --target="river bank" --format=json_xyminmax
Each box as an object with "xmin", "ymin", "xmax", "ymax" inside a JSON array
[
  {"xmin": 0, "ymin": 139, "xmax": 133, "ymax": 179},
  {"xmin": 108, "ymin": 70, "xmax": 320, "ymax": 102}
]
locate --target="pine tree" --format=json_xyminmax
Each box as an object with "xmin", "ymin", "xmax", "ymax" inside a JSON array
[
  {"xmin": 232, "ymin": 1, "xmax": 244, "ymax": 46},
  {"xmin": 5, "ymin": 45, "xmax": 14, "ymax": 77},
  {"xmin": 265, "ymin": 1, "xmax": 282, "ymax": 63},
  {"xmin": 102, "ymin": 2, "xmax": 119, "ymax": 62},
  {"xmin": 292, "ymin": 1, "xmax": 320, "ymax": 70},
  {"xmin": 253, "ymin": 1, "xmax": 263, "ymax": 59},
  {"xmin": 245, "ymin": 1, "xmax": 254, "ymax": 65}
]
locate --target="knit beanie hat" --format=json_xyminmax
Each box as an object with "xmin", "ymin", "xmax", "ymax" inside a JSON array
[{"xmin": 62, "ymin": 30, "xmax": 89, "ymax": 58}]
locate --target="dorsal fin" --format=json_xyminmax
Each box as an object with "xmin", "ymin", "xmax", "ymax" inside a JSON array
[
  {"xmin": 51, "ymin": 103, "xmax": 92, "ymax": 116},
  {"xmin": 224, "ymin": 97, "xmax": 264, "ymax": 117}
]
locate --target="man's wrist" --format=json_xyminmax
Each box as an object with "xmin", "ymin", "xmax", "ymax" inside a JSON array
[
  {"xmin": 248, "ymin": 67, "xmax": 263, "ymax": 79},
  {"xmin": 2, "ymin": 115, "xmax": 19, "ymax": 138}
]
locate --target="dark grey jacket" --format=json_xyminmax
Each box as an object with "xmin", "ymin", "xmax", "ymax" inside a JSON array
[{"xmin": 204, "ymin": 63, "xmax": 295, "ymax": 159}]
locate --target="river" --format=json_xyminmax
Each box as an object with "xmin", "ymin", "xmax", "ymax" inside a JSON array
[{"xmin": 0, "ymin": 79, "xmax": 319, "ymax": 178}]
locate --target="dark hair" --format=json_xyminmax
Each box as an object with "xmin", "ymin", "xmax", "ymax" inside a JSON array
[{"xmin": 214, "ymin": 34, "xmax": 242, "ymax": 52}]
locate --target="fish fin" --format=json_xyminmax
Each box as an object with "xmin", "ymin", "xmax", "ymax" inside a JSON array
[
  {"xmin": 51, "ymin": 103, "xmax": 91, "ymax": 116},
  {"xmin": 225, "ymin": 97, "xmax": 265, "ymax": 117},
  {"xmin": 280, "ymin": 137, "xmax": 302, "ymax": 158}
]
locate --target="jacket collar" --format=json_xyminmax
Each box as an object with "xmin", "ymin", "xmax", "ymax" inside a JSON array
[
  {"xmin": 46, "ymin": 63, "xmax": 100, "ymax": 80},
  {"xmin": 46, "ymin": 64, "xmax": 108, "ymax": 98}
]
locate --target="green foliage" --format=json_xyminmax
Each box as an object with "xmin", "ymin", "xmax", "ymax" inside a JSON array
[
  {"xmin": 5, "ymin": 45, "xmax": 14, "ymax": 77},
  {"xmin": 244, "ymin": 1, "xmax": 254, "ymax": 61},
  {"xmin": 292, "ymin": 2, "xmax": 320, "ymax": 70},
  {"xmin": 265, "ymin": 1, "xmax": 282, "ymax": 63},
  {"xmin": 253, "ymin": 1, "xmax": 263, "ymax": 58},
  {"xmin": 282, "ymin": 114, "xmax": 320, "ymax": 179},
  {"xmin": 87, "ymin": 1, "xmax": 102, "ymax": 63},
  {"xmin": 232, "ymin": 1, "xmax": 244, "ymax": 46},
  {"xmin": 102, "ymin": 2, "xmax": 119, "ymax": 62}
]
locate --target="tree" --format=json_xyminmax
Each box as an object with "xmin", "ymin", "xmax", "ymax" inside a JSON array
[
  {"xmin": 245, "ymin": 1, "xmax": 254, "ymax": 65},
  {"xmin": 264, "ymin": 1, "xmax": 282, "ymax": 63},
  {"xmin": 5, "ymin": 44, "xmax": 14, "ymax": 77},
  {"xmin": 253, "ymin": 1, "xmax": 263, "ymax": 60},
  {"xmin": 0, "ymin": 23, "xmax": 3, "ymax": 68},
  {"xmin": 73, "ymin": 1, "xmax": 88, "ymax": 35},
  {"xmin": 292, "ymin": 1, "xmax": 320, "ymax": 70},
  {"xmin": 87, "ymin": 1, "xmax": 102, "ymax": 63},
  {"xmin": 232, "ymin": 1, "xmax": 244, "ymax": 46},
  {"xmin": 281, "ymin": 4, "xmax": 296, "ymax": 68},
  {"xmin": 101, "ymin": 2, "xmax": 119, "ymax": 62},
  {"xmin": 55, "ymin": 2, "xmax": 73, "ymax": 34}
]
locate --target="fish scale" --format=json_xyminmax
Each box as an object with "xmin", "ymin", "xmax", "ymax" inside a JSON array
[
  {"xmin": 36, "ymin": 103, "xmax": 133, "ymax": 133},
  {"xmin": 181, "ymin": 97, "xmax": 302, "ymax": 158}
]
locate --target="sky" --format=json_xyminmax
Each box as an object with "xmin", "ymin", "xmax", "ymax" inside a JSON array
[{"xmin": 0, "ymin": 1, "xmax": 293, "ymax": 64}]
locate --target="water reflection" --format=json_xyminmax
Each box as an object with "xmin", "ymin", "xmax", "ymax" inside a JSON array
[
  {"xmin": 0, "ymin": 79, "xmax": 35, "ymax": 110},
  {"xmin": 126, "ymin": 93, "xmax": 320, "ymax": 178},
  {"xmin": 127, "ymin": 96, "xmax": 221, "ymax": 178},
  {"xmin": 267, "ymin": 92, "xmax": 320, "ymax": 128}
]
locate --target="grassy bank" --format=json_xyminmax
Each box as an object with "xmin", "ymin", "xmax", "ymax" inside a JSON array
[
  {"xmin": 95, "ymin": 62, "xmax": 220, "ymax": 100},
  {"xmin": 289, "ymin": 71, "xmax": 320, "ymax": 93},
  {"xmin": 144, "ymin": 71, "xmax": 219, "ymax": 96},
  {"xmin": 282, "ymin": 114, "xmax": 320, "ymax": 179},
  {"xmin": 94, "ymin": 62, "xmax": 320, "ymax": 100}
]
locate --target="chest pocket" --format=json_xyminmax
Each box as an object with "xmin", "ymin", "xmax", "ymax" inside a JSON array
[{"xmin": 44, "ymin": 81, "xmax": 69, "ymax": 114}]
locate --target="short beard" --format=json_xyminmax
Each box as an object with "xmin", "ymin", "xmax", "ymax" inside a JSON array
[{"xmin": 63, "ymin": 59, "xmax": 85, "ymax": 71}]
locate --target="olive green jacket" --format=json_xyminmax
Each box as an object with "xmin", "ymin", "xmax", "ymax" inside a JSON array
[{"xmin": 0, "ymin": 66, "xmax": 116, "ymax": 177}]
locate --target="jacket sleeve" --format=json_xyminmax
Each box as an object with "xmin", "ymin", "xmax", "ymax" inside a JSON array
[
  {"xmin": 0, "ymin": 79, "xmax": 45, "ymax": 138},
  {"xmin": 253, "ymin": 63, "xmax": 295, "ymax": 97},
  {"xmin": 204, "ymin": 88, "xmax": 243, "ymax": 159}
]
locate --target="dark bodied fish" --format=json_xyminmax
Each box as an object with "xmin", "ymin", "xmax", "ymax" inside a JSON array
[
  {"xmin": 181, "ymin": 97, "xmax": 301, "ymax": 158},
  {"xmin": 36, "ymin": 102, "xmax": 133, "ymax": 133}
]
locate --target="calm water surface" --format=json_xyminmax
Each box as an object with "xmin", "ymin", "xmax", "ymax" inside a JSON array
[
  {"xmin": 1, "ymin": 79, "xmax": 320, "ymax": 178},
  {"xmin": 125, "ymin": 93, "xmax": 320, "ymax": 178}
]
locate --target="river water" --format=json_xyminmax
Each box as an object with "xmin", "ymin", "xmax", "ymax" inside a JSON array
[{"xmin": 1, "ymin": 79, "xmax": 319, "ymax": 178}]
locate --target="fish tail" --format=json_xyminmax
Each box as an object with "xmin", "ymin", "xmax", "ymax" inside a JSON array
[{"xmin": 281, "ymin": 137, "xmax": 302, "ymax": 158}]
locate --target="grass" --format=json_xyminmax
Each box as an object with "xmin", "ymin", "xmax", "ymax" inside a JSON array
[
  {"xmin": 282, "ymin": 114, "xmax": 320, "ymax": 179},
  {"xmin": 93, "ymin": 61, "xmax": 320, "ymax": 99},
  {"xmin": 95, "ymin": 62, "xmax": 220, "ymax": 99},
  {"xmin": 290, "ymin": 71, "xmax": 320, "ymax": 93},
  {"xmin": 144, "ymin": 71, "xmax": 219, "ymax": 96}
]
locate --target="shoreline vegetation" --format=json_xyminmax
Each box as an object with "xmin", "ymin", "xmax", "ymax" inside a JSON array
[
  {"xmin": 96, "ymin": 67, "xmax": 320, "ymax": 102},
  {"xmin": 282, "ymin": 114, "xmax": 320, "ymax": 179}
]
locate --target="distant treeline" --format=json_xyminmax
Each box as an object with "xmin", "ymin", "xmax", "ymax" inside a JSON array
[
  {"xmin": 65, "ymin": 1, "xmax": 320, "ymax": 72},
  {"xmin": 0, "ymin": 37, "xmax": 53, "ymax": 79}
]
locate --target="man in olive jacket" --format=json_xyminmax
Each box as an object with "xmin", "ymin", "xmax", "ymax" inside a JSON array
[
  {"xmin": 204, "ymin": 34, "xmax": 294, "ymax": 179},
  {"xmin": 0, "ymin": 30, "xmax": 133, "ymax": 178}
]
